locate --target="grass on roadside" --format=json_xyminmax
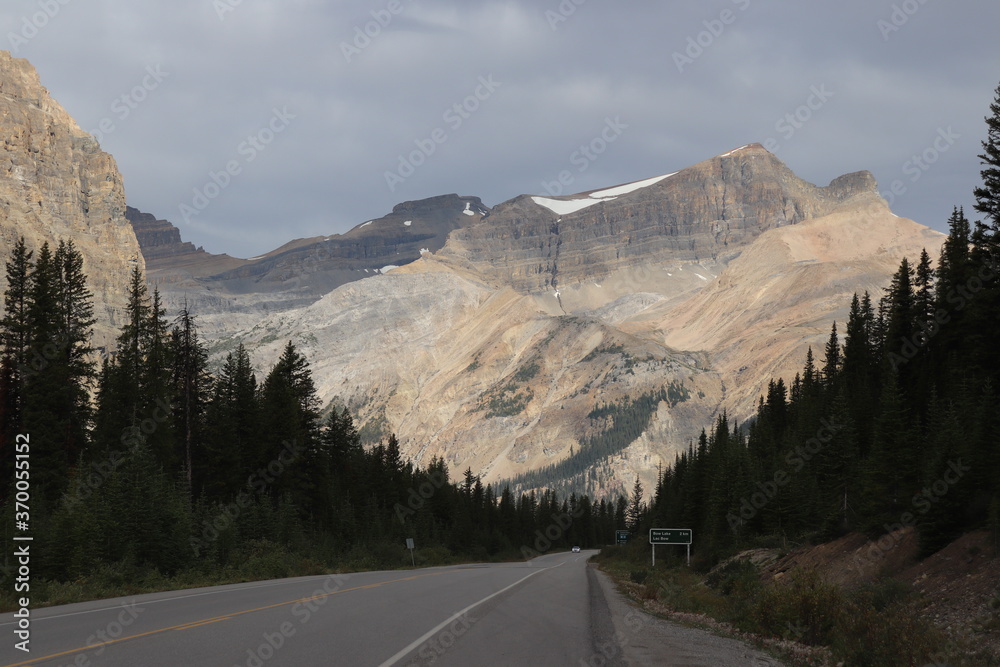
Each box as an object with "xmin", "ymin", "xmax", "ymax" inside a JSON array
[{"xmin": 596, "ymin": 546, "xmax": 992, "ymax": 667}]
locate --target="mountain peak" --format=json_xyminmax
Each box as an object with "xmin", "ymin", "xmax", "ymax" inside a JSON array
[{"xmin": 715, "ymin": 142, "xmax": 768, "ymax": 158}]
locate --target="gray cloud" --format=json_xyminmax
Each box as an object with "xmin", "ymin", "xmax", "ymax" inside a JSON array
[{"xmin": 5, "ymin": 0, "xmax": 998, "ymax": 257}]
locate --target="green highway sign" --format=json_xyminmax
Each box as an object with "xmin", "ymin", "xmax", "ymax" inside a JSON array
[
  {"xmin": 615, "ymin": 530, "xmax": 629, "ymax": 545},
  {"xmin": 649, "ymin": 528, "xmax": 692, "ymax": 545}
]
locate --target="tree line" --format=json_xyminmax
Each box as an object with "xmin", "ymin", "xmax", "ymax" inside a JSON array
[{"xmin": 0, "ymin": 249, "xmax": 627, "ymax": 583}]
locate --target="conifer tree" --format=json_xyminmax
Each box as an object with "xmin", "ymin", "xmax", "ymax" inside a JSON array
[
  {"xmin": 258, "ymin": 342, "xmax": 324, "ymax": 514},
  {"xmin": 626, "ymin": 477, "xmax": 644, "ymax": 531},
  {"xmin": 21, "ymin": 241, "xmax": 96, "ymax": 506},
  {"xmin": 968, "ymin": 81, "xmax": 1000, "ymax": 377},
  {"xmin": 171, "ymin": 305, "xmax": 211, "ymax": 497},
  {"xmin": 913, "ymin": 249, "xmax": 935, "ymax": 332},
  {"xmin": 973, "ymin": 81, "xmax": 1000, "ymax": 238},
  {"xmin": 822, "ymin": 322, "xmax": 840, "ymax": 388},
  {"xmin": 0, "ymin": 238, "xmax": 32, "ymax": 428},
  {"xmin": 204, "ymin": 343, "xmax": 258, "ymax": 499},
  {"xmin": 0, "ymin": 238, "xmax": 33, "ymax": 497}
]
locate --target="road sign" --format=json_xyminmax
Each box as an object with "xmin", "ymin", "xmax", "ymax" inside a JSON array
[
  {"xmin": 406, "ymin": 538, "xmax": 415, "ymax": 566},
  {"xmin": 649, "ymin": 528, "xmax": 692, "ymax": 545},
  {"xmin": 616, "ymin": 530, "xmax": 629, "ymax": 545},
  {"xmin": 648, "ymin": 528, "xmax": 692, "ymax": 566}
]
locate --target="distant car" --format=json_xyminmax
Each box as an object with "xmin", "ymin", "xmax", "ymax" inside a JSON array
[{"xmin": 571, "ymin": 546, "xmax": 581, "ymax": 553}]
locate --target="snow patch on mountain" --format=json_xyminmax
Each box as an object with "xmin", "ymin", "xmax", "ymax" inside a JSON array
[
  {"xmin": 589, "ymin": 172, "xmax": 676, "ymax": 199},
  {"xmin": 531, "ymin": 196, "xmax": 616, "ymax": 215},
  {"xmin": 719, "ymin": 144, "xmax": 751, "ymax": 158},
  {"xmin": 532, "ymin": 171, "xmax": 680, "ymax": 216}
]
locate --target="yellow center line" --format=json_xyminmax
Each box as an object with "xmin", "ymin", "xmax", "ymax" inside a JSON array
[
  {"xmin": 171, "ymin": 616, "xmax": 233, "ymax": 631},
  {"xmin": 2, "ymin": 571, "xmax": 446, "ymax": 667}
]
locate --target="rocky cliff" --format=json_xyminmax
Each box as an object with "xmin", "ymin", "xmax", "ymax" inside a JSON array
[
  {"xmin": 0, "ymin": 50, "xmax": 142, "ymax": 350},
  {"xmin": 441, "ymin": 144, "xmax": 878, "ymax": 294}
]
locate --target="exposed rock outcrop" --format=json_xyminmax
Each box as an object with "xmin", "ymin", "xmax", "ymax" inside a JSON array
[
  {"xmin": 0, "ymin": 50, "xmax": 142, "ymax": 349},
  {"xmin": 441, "ymin": 144, "xmax": 880, "ymax": 294}
]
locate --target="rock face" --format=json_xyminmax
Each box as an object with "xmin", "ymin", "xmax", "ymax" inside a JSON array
[
  {"xmin": 126, "ymin": 206, "xmax": 247, "ymax": 287},
  {"xmin": 0, "ymin": 50, "xmax": 142, "ymax": 350},
  {"xmin": 442, "ymin": 145, "xmax": 877, "ymax": 294}
]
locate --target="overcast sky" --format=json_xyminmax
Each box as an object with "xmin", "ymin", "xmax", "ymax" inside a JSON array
[{"xmin": 5, "ymin": 1, "xmax": 999, "ymax": 258}]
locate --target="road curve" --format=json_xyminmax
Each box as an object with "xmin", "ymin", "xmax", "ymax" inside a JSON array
[{"xmin": 0, "ymin": 551, "xmax": 617, "ymax": 666}]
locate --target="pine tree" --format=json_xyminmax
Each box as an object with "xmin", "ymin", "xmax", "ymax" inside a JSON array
[
  {"xmin": 913, "ymin": 249, "xmax": 935, "ymax": 333},
  {"xmin": 822, "ymin": 322, "xmax": 841, "ymax": 388},
  {"xmin": 0, "ymin": 239, "xmax": 33, "ymax": 499},
  {"xmin": 258, "ymin": 342, "xmax": 324, "ymax": 514},
  {"xmin": 171, "ymin": 305, "xmax": 211, "ymax": 498},
  {"xmin": 973, "ymin": 80, "xmax": 1000, "ymax": 237},
  {"xmin": 203, "ymin": 343, "xmax": 258, "ymax": 500},
  {"xmin": 143, "ymin": 288, "xmax": 176, "ymax": 471},
  {"xmin": 860, "ymin": 373, "xmax": 918, "ymax": 532},
  {"xmin": 626, "ymin": 477, "xmax": 644, "ymax": 532},
  {"xmin": 20, "ymin": 241, "xmax": 96, "ymax": 506},
  {"xmin": 0, "ymin": 238, "xmax": 32, "ymax": 427},
  {"xmin": 968, "ymin": 81, "xmax": 1000, "ymax": 379},
  {"xmin": 883, "ymin": 257, "xmax": 916, "ymax": 379}
]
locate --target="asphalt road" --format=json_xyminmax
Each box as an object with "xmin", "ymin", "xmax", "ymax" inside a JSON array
[{"xmin": 0, "ymin": 551, "xmax": 622, "ymax": 667}]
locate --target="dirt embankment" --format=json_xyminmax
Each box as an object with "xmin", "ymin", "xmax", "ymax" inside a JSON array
[{"xmin": 757, "ymin": 528, "xmax": 1000, "ymax": 659}]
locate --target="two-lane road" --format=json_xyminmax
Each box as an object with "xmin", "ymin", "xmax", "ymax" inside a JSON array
[{"xmin": 0, "ymin": 551, "xmax": 618, "ymax": 666}]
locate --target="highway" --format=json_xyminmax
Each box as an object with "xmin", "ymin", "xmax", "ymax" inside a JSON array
[{"xmin": 0, "ymin": 551, "xmax": 623, "ymax": 667}]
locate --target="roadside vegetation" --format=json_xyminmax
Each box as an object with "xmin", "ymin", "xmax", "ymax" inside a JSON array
[{"xmin": 596, "ymin": 545, "xmax": 992, "ymax": 666}]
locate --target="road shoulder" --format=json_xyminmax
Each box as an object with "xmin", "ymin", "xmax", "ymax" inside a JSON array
[{"xmin": 589, "ymin": 563, "xmax": 787, "ymax": 667}]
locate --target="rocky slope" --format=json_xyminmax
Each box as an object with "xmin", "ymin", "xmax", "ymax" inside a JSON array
[{"xmin": 0, "ymin": 50, "xmax": 142, "ymax": 350}]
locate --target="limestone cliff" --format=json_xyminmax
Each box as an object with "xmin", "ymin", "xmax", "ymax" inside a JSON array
[
  {"xmin": 0, "ymin": 50, "xmax": 142, "ymax": 349},
  {"xmin": 440, "ymin": 144, "xmax": 878, "ymax": 294}
]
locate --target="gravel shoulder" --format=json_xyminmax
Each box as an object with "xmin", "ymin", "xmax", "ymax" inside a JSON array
[{"xmin": 589, "ymin": 563, "xmax": 787, "ymax": 667}]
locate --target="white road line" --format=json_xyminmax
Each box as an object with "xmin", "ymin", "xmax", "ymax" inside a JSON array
[{"xmin": 379, "ymin": 560, "xmax": 567, "ymax": 667}]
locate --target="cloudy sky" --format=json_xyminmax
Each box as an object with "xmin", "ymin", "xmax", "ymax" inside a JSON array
[{"xmin": 5, "ymin": 0, "xmax": 999, "ymax": 258}]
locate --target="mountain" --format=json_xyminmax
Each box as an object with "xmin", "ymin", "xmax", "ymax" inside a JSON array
[
  {"xmin": 0, "ymin": 50, "xmax": 142, "ymax": 350},
  {"xmin": 130, "ymin": 193, "xmax": 490, "ymax": 332},
  {"xmin": 0, "ymin": 50, "xmax": 943, "ymax": 497},
  {"xmin": 125, "ymin": 205, "xmax": 245, "ymax": 278},
  {"xmin": 144, "ymin": 145, "xmax": 941, "ymax": 497}
]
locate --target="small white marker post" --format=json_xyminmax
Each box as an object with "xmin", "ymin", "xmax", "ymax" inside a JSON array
[{"xmin": 406, "ymin": 537, "xmax": 415, "ymax": 566}]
